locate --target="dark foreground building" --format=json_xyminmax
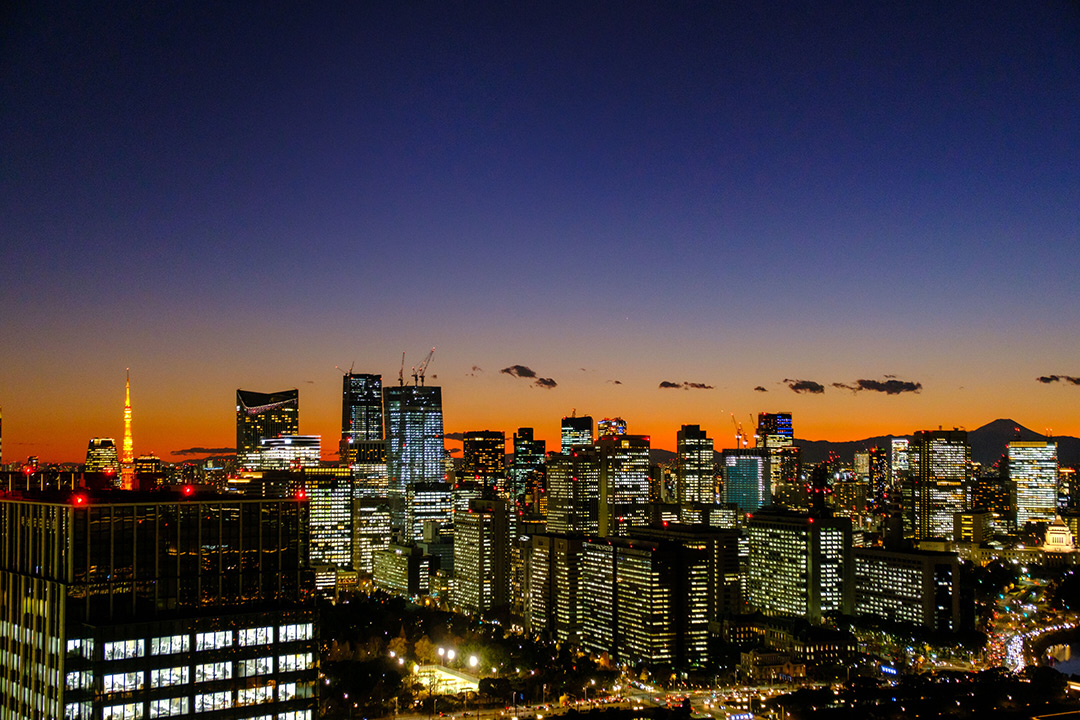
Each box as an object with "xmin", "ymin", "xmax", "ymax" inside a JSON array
[{"xmin": 0, "ymin": 488, "xmax": 316, "ymax": 720}]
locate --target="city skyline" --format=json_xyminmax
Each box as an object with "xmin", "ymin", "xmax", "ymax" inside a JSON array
[{"xmin": 2, "ymin": 3, "xmax": 1078, "ymax": 462}]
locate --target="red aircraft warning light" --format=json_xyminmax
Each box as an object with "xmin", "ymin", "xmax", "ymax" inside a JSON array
[{"xmin": 72, "ymin": 494, "xmax": 88, "ymax": 506}]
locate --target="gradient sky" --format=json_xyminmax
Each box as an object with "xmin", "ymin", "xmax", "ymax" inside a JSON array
[{"xmin": 2, "ymin": 2, "xmax": 1079, "ymax": 463}]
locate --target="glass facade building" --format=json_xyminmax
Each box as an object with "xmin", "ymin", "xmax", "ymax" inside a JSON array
[
  {"xmin": 383, "ymin": 385, "xmax": 444, "ymax": 533},
  {"xmin": 236, "ymin": 390, "xmax": 299, "ymax": 471},
  {"xmin": 1009, "ymin": 441, "xmax": 1058, "ymax": 527},
  {"xmin": 0, "ymin": 490, "xmax": 316, "ymax": 720},
  {"xmin": 721, "ymin": 449, "xmax": 770, "ymax": 513},
  {"xmin": 560, "ymin": 415, "xmax": 593, "ymax": 454},
  {"xmin": 339, "ymin": 373, "xmax": 384, "ymax": 467}
]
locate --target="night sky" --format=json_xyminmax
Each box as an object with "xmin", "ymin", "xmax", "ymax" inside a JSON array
[{"xmin": 2, "ymin": 2, "xmax": 1079, "ymax": 463}]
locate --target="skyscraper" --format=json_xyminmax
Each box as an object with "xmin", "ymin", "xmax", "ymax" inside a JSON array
[
  {"xmin": 560, "ymin": 414, "xmax": 593, "ymax": 453},
  {"xmin": 339, "ymin": 373, "xmax": 384, "ymax": 466},
  {"xmin": 85, "ymin": 437, "xmax": 120, "ymax": 476},
  {"xmin": 721, "ymin": 448, "xmax": 769, "ymax": 513},
  {"xmin": 461, "ymin": 431, "xmax": 506, "ymax": 493},
  {"xmin": 383, "ymin": 385, "xmax": 444, "ymax": 531},
  {"xmin": 236, "ymin": 389, "xmax": 299, "ymax": 470},
  {"xmin": 746, "ymin": 508, "xmax": 851, "ymax": 620},
  {"xmin": 0, "ymin": 489, "xmax": 316, "ymax": 719},
  {"xmin": 910, "ymin": 429, "xmax": 971, "ymax": 540},
  {"xmin": 756, "ymin": 412, "xmax": 793, "ymax": 491},
  {"xmin": 676, "ymin": 425, "xmax": 714, "ymax": 504},
  {"xmin": 597, "ymin": 435, "xmax": 651, "ymax": 536},
  {"xmin": 546, "ymin": 447, "xmax": 601, "ymax": 535},
  {"xmin": 1009, "ymin": 441, "xmax": 1058, "ymax": 527},
  {"xmin": 452, "ymin": 498, "xmax": 511, "ymax": 614},
  {"xmin": 597, "ymin": 417, "xmax": 627, "ymax": 438},
  {"xmin": 510, "ymin": 427, "xmax": 545, "ymax": 500}
]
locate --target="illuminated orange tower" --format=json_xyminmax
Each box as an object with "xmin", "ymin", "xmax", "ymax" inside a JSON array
[{"xmin": 121, "ymin": 368, "xmax": 134, "ymax": 490}]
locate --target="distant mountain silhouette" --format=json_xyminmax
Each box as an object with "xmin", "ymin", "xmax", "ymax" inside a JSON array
[{"xmin": 792, "ymin": 419, "xmax": 1080, "ymax": 469}]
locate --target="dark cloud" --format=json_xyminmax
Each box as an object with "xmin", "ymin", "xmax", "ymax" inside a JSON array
[
  {"xmin": 659, "ymin": 381, "xmax": 713, "ymax": 390},
  {"xmin": 534, "ymin": 377, "xmax": 558, "ymax": 389},
  {"xmin": 753, "ymin": 386, "xmax": 768, "ymax": 392},
  {"xmin": 607, "ymin": 380, "xmax": 623, "ymax": 385},
  {"xmin": 1038, "ymin": 375, "xmax": 1080, "ymax": 385},
  {"xmin": 501, "ymin": 365, "xmax": 537, "ymax": 378},
  {"xmin": 471, "ymin": 365, "xmax": 483, "ymax": 373},
  {"xmin": 172, "ymin": 447, "xmax": 235, "ymax": 456},
  {"xmin": 305, "ymin": 380, "xmax": 315, "ymax": 384},
  {"xmin": 855, "ymin": 378, "xmax": 922, "ymax": 394},
  {"xmin": 444, "ymin": 432, "xmax": 466, "ymax": 441},
  {"xmin": 784, "ymin": 379, "xmax": 826, "ymax": 394},
  {"xmin": 833, "ymin": 378, "xmax": 922, "ymax": 394}
]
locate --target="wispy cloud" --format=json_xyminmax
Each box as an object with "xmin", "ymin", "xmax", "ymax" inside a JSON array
[{"xmin": 172, "ymin": 447, "xmax": 234, "ymax": 456}]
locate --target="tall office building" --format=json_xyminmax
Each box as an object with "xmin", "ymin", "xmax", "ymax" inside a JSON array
[
  {"xmin": 597, "ymin": 435, "xmax": 651, "ymax": 536},
  {"xmin": 404, "ymin": 481, "xmax": 452, "ymax": 543},
  {"xmin": 756, "ymin": 413, "xmax": 793, "ymax": 491},
  {"xmin": 852, "ymin": 548, "xmax": 961, "ymax": 631},
  {"xmin": 890, "ymin": 438, "xmax": 910, "ymax": 487},
  {"xmin": 676, "ymin": 425, "xmax": 714, "ymax": 504},
  {"xmin": 910, "ymin": 430, "xmax": 971, "ymax": 540},
  {"xmin": 452, "ymin": 499, "xmax": 511, "ymax": 614},
  {"xmin": 631, "ymin": 524, "xmax": 743, "ymax": 619},
  {"xmin": 259, "ymin": 435, "xmax": 321, "ymax": 470},
  {"xmin": 865, "ymin": 447, "xmax": 889, "ymax": 505},
  {"xmin": 0, "ymin": 489, "xmax": 316, "ymax": 720},
  {"xmin": 383, "ymin": 385, "xmax": 444, "ymax": 531},
  {"xmin": 721, "ymin": 448, "xmax": 769, "ymax": 514},
  {"xmin": 236, "ymin": 389, "xmax": 299, "ymax": 470},
  {"xmin": 353, "ymin": 499, "xmax": 392, "ymax": 574},
  {"xmin": 510, "ymin": 428, "xmax": 545, "ymax": 500},
  {"xmin": 461, "ymin": 431, "xmax": 506, "ymax": 493},
  {"xmin": 85, "ymin": 438, "xmax": 120, "ymax": 476},
  {"xmin": 525, "ymin": 534, "xmax": 584, "ymax": 644},
  {"xmin": 546, "ymin": 448, "xmax": 601, "ymax": 535},
  {"xmin": 301, "ymin": 467, "xmax": 354, "ymax": 570},
  {"xmin": 579, "ymin": 536, "xmax": 709, "ymax": 668},
  {"xmin": 339, "ymin": 373, "xmax": 384, "ymax": 467},
  {"xmin": 1009, "ymin": 441, "xmax": 1058, "ymax": 527},
  {"xmin": 746, "ymin": 508, "xmax": 851, "ymax": 621},
  {"xmin": 597, "ymin": 418, "xmax": 627, "ymax": 438},
  {"xmin": 560, "ymin": 414, "xmax": 593, "ymax": 453}
]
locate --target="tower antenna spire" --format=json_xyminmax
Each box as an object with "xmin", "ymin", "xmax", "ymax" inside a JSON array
[{"xmin": 121, "ymin": 368, "xmax": 135, "ymax": 490}]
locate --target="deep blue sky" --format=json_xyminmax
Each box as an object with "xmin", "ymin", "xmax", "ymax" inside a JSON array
[{"xmin": 2, "ymin": 2, "xmax": 1079, "ymax": 461}]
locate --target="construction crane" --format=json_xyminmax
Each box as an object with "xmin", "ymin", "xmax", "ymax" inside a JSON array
[
  {"xmin": 398, "ymin": 352, "xmax": 406, "ymax": 386},
  {"xmin": 416, "ymin": 347, "xmax": 435, "ymax": 386},
  {"xmin": 334, "ymin": 362, "xmax": 355, "ymax": 376},
  {"xmin": 730, "ymin": 414, "xmax": 747, "ymax": 449}
]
